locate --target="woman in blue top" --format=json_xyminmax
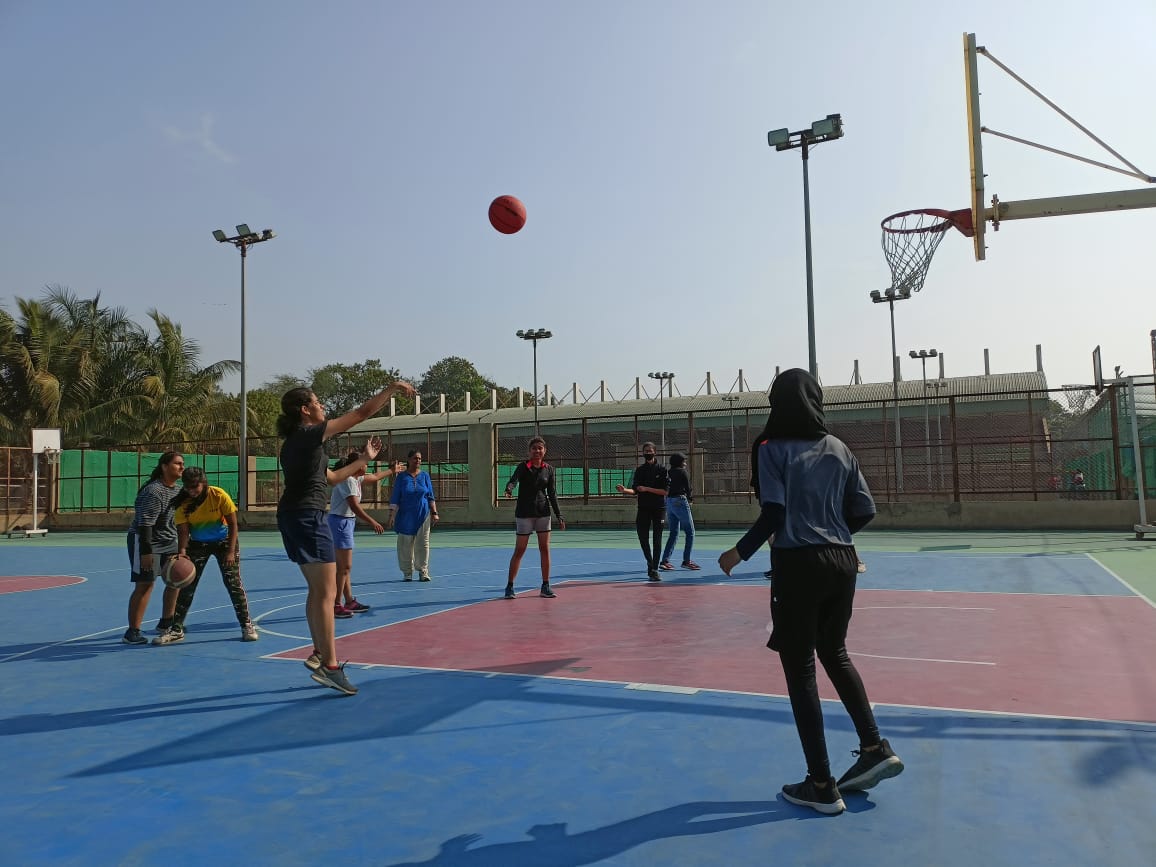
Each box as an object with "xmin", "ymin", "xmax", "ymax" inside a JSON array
[
  {"xmin": 387, "ymin": 450, "xmax": 438, "ymax": 581},
  {"xmin": 719, "ymin": 368, "xmax": 902, "ymax": 816}
]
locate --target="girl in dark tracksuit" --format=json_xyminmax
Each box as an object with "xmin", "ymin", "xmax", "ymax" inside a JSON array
[{"xmin": 719, "ymin": 368, "xmax": 903, "ymax": 815}]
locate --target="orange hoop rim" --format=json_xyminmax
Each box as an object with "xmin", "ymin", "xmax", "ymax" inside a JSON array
[{"xmin": 881, "ymin": 208, "xmax": 975, "ymax": 237}]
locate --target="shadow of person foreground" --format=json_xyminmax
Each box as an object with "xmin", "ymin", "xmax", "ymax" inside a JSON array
[{"xmin": 386, "ymin": 800, "xmax": 789, "ymax": 867}]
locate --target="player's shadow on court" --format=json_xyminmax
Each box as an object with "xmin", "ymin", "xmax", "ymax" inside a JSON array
[
  {"xmin": 383, "ymin": 800, "xmax": 808, "ymax": 867},
  {"xmin": 0, "ymin": 637, "xmax": 136, "ymax": 664},
  {"xmin": 69, "ymin": 659, "xmax": 796, "ymax": 777},
  {"xmin": 1, "ymin": 688, "xmax": 303, "ymax": 735}
]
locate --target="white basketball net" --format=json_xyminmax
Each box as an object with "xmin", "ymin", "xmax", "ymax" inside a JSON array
[{"xmin": 880, "ymin": 210, "xmax": 956, "ymax": 295}]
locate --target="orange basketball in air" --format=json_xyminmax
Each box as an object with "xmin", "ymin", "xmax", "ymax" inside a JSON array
[{"xmin": 489, "ymin": 195, "xmax": 526, "ymax": 234}]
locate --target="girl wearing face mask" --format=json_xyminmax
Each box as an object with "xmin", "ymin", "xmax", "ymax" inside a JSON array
[{"xmin": 616, "ymin": 441, "xmax": 669, "ymax": 581}]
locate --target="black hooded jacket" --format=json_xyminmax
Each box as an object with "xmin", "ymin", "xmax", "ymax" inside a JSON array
[{"xmin": 737, "ymin": 369, "xmax": 872, "ymax": 560}]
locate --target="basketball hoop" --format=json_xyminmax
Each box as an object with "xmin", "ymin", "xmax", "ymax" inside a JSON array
[
  {"xmin": 43, "ymin": 448, "xmax": 60, "ymax": 466},
  {"xmin": 880, "ymin": 208, "xmax": 974, "ymax": 295}
]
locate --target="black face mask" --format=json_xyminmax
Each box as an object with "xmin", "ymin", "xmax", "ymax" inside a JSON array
[{"xmin": 643, "ymin": 454, "xmax": 656, "ymax": 461}]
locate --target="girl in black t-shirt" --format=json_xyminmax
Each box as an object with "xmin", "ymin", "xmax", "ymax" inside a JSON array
[
  {"xmin": 275, "ymin": 380, "xmax": 414, "ymax": 695},
  {"xmin": 502, "ymin": 436, "xmax": 566, "ymax": 599}
]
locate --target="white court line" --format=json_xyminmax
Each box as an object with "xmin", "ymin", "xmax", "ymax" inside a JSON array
[
  {"xmin": 851, "ymin": 651, "xmax": 995, "ymax": 666},
  {"xmin": 855, "ymin": 605, "xmax": 995, "ymax": 611},
  {"xmin": 1084, "ymin": 552, "xmax": 1156, "ymax": 611}
]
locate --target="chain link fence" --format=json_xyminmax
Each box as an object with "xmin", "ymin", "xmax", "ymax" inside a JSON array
[{"xmin": 4, "ymin": 384, "xmax": 1154, "ymax": 529}]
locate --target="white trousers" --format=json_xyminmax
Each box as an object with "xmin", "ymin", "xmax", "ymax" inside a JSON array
[{"xmin": 396, "ymin": 515, "xmax": 432, "ymax": 578}]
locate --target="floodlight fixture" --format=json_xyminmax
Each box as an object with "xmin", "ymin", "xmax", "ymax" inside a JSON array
[
  {"xmin": 515, "ymin": 328, "xmax": 553, "ymax": 433},
  {"xmin": 211, "ymin": 221, "xmax": 277, "ymax": 511},
  {"xmin": 766, "ymin": 112, "xmax": 844, "ymax": 378}
]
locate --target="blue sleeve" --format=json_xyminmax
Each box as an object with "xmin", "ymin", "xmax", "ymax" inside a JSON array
[
  {"xmin": 756, "ymin": 443, "xmax": 785, "ymax": 507},
  {"xmin": 843, "ymin": 458, "xmax": 876, "ymax": 528},
  {"xmin": 424, "ymin": 473, "xmax": 435, "ymax": 502}
]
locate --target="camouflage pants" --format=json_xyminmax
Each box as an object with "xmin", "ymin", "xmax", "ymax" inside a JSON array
[{"xmin": 174, "ymin": 539, "xmax": 252, "ymax": 628}]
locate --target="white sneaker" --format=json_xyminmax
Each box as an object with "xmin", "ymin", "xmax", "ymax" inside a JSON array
[
  {"xmin": 152, "ymin": 627, "xmax": 185, "ymax": 646},
  {"xmin": 241, "ymin": 622, "xmax": 259, "ymax": 642}
]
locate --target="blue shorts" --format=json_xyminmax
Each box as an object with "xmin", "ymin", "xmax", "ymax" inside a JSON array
[
  {"xmin": 326, "ymin": 513, "xmax": 356, "ymax": 550},
  {"xmin": 277, "ymin": 510, "xmax": 335, "ymax": 565}
]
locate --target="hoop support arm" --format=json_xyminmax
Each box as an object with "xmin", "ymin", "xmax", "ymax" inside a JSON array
[{"xmin": 985, "ymin": 187, "xmax": 1156, "ymax": 223}]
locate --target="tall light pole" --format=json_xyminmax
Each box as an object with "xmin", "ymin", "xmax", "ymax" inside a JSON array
[
  {"xmin": 648, "ymin": 371, "xmax": 675, "ymax": 455},
  {"xmin": 870, "ymin": 287, "xmax": 912, "ymax": 493},
  {"xmin": 909, "ymin": 348, "xmax": 938, "ymax": 490},
  {"xmin": 767, "ymin": 113, "xmax": 844, "ymax": 379},
  {"xmin": 212, "ymin": 224, "xmax": 275, "ymax": 511},
  {"xmin": 516, "ymin": 328, "xmax": 552, "ymax": 434},
  {"xmin": 721, "ymin": 395, "xmax": 739, "ymax": 489},
  {"xmin": 928, "ymin": 379, "xmax": 947, "ymax": 490}
]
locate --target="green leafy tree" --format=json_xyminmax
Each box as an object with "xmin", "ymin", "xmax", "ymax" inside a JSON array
[
  {"xmin": 419, "ymin": 356, "xmax": 507, "ymax": 412},
  {"xmin": 130, "ymin": 310, "xmax": 239, "ymax": 445},
  {"xmin": 307, "ymin": 359, "xmax": 404, "ymax": 417}
]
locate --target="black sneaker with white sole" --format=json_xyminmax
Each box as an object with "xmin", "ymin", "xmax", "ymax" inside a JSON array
[
  {"xmin": 781, "ymin": 776, "xmax": 845, "ymax": 815},
  {"xmin": 122, "ymin": 628, "xmax": 148, "ymax": 645},
  {"xmin": 540, "ymin": 584, "xmax": 556, "ymax": 598},
  {"xmin": 836, "ymin": 739, "xmax": 904, "ymax": 791}
]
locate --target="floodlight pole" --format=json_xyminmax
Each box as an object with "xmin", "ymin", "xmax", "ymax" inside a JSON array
[
  {"xmin": 767, "ymin": 114, "xmax": 844, "ymax": 379},
  {"xmin": 928, "ymin": 379, "xmax": 947, "ymax": 490},
  {"xmin": 721, "ymin": 395, "xmax": 739, "ymax": 488},
  {"xmin": 516, "ymin": 329, "xmax": 552, "ymax": 434},
  {"xmin": 648, "ymin": 372, "xmax": 675, "ymax": 455},
  {"xmin": 871, "ymin": 289, "xmax": 911, "ymax": 493},
  {"xmin": 910, "ymin": 349, "xmax": 938, "ymax": 488},
  {"xmin": 213, "ymin": 225, "xmax": 276, "ymax": 511}
]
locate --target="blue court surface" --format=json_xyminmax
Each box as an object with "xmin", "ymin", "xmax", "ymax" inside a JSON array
[{"xmin": 2, "ymin": 529, "xmax": 1155, "ymax": 866}]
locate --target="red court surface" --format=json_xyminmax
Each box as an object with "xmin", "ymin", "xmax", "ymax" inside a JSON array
[
  {"xmin": 0, "ymin": 575, "xmax": 84, "ymax": 594},
  {"xmin": 277, "ymin": 583, "xmax": 1156, "ymax": 724}
]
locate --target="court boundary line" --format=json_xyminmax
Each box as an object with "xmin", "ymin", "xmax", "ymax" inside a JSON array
[
  {"xmin": 1085, "ymin": 552, "xmax": 1156, "ymax": 610},
  {"xmin": 264, "ymin": 658, "xmax": 1156, "ymax": 729}
]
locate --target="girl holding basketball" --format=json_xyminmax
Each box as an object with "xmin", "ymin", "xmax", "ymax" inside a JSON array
[
  {"xmin": 719, "ymin": 369, "xmax": 902, "ymax": 815},
  {"xmin": 123, "ymin": 451, "xmax": 184, "ymax": 645},
  {"xmin": 152, "ymin": 466, "xmax": 258, "ymax": 645},
  {"xmin": 277, "ymin": 380, "xmax": 415, "ymax": 696}
]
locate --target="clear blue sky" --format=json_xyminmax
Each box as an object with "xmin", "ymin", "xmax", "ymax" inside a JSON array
[{"xmin": 2, "ymin": 1, "xmax": 1153, "ymax": 398}]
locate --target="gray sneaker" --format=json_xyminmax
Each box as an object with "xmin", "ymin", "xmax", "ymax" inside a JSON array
[
  {"xmin": 241, "ymin": 622, "xmax": 259, "ymax": 642},
  {"xmin": 152, "ymin": 626, "xmax": 185, "ymax": 646},
  {"xmin": 122, "ymin": 628, "xmax": 148, "ymax": 645},
  {"xmin": 310, "ymin": 663, "xmax": 358, "ymax": 695}
]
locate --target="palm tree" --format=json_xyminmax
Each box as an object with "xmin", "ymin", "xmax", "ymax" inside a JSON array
[
  {"xmin": 131, "ymin": 310, "xmax": 239, "ymax": 445},
  {"xmin": 0, "ymin": 289, "xmax": 238, "ymax": 449}
]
